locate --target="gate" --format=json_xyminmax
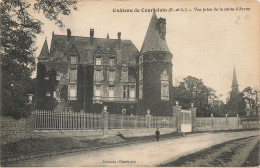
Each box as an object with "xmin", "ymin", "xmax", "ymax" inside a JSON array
[{"xmin": 181, "ymin": 110, "xmax": 192, "ymax": 132}]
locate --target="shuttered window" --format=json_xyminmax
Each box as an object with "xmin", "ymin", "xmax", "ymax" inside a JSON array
[
  {"xmin": 69, "ymin": 85, "xmax": 77, "ymax": 100},
  {"xmin": 69, "ymin": 69, "xmax": 77, "ymax": 83}
]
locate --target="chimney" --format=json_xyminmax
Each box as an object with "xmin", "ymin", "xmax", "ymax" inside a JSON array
[
  {"xmin": 117, "ymin": 32, "xmax": 121, "ymax": 40},
  {"xmin": 90, "ymin": 28, "xmax": 94, "ymax": 45},
  {"xmin": 156, "ymin": 18, "xmax": 166, "ymax": 40},
  {"xmin": 117, "ymin": 32, "xmax": 121, "ymax": 50},
  {"xmin": 67, "ymin": 29, "xmax": 71, "ymax": 41}
]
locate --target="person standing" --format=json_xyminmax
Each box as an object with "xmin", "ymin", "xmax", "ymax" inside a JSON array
[{"xmin": 155, "ymin": 128, "xmax": 160, "ymax": 142}]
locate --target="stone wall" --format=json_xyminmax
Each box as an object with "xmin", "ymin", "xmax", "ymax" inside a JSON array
[
  {"xmin": 29, "ymin": 127, "xmax": 175, "ymax": 139},
  {"xmin": 0, "ymin": 117, "xmax": 27, "ymax": 145}
]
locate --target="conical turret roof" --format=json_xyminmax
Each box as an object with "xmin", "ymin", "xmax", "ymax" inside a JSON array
[
  {"xmin": 232, "ymin": 66, "xmax": 238, "ymax": 87},
  {"xmin": 140, "ymin": 12, "xmax": 170, "ymax": 54},
  {"xmin": 39, "ymin": 38, "xmax": 49, "ymax": 58}
]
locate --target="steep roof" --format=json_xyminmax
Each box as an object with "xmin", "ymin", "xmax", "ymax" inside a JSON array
[
  {"xmin": 140, "ymin": 12, "xmax": 170, "ymax": 54},
  {"xmin": 38, "ymin": 38, "xmax": 49, "ymax": 58},
  {"xmin": 44, "ymin": 33, "xmax": 139, "ymax": 65},
  {"xmin": 232, "ymin": 66, "xmax": 238, "ymax": 87},
  {"xmin": 50, "ymin": 35, "xmax": 137, "ymax": 54}
]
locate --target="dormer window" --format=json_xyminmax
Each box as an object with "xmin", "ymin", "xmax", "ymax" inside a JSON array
[
  {"xmin": 96, "ymin": 57, "xmax": 102, "ymax": 65},
  {"xmin": 71, "ymin": 57, "xmax": 77, "ymax": 64}
]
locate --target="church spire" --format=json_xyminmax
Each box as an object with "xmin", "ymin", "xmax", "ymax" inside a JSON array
[
  {"xmin": 232, "ymin": 66, "xmax": 238, "ymax": 87},
  {"xmin": 230, "ymin": 66, "xmax": 239, "ymax": 100},
  {"xmin": 140, "ymin": 12, "xmax": 170, "ymax": 54}
]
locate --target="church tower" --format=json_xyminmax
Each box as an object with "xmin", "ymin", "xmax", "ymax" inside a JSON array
[
  {"xmin": 230, "ymin": 66, "xmax": 239, "ymax": 100},
  {"xmin": 138, "ymin": 12, "xmax": 173, "ymax": 115}
]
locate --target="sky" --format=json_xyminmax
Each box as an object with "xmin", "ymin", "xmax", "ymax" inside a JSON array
[{"xmin": 33, "ymin": 0, "xmax": 260, "ymax": 101}]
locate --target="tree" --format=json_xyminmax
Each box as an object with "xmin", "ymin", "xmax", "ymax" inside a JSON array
[
  {"xmin": 173, "ymin": 76, "xmax": 217, "ymax": 117},
  {"xmin": 1, "ymin": 0, "xmax": 77, "ymax": 118},
  {"xmin": 172, "ymin": 82, "xmax": 190, "ymax": 108},
  {"xmin": 242, "ymin": 87, "xmax": 257, "ymax": 116},
  {"xmin": 225, "ymin": 92, "xmax": 246, "ymax": 116}
]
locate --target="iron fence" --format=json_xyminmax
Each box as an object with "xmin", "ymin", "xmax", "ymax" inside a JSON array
[
  {"xmin": 35, "ymin": 110, "xmax": 103, "ymax": 130},
  {"xmin": 34, "ymin": 110, "xmax": 176, "ymax": 130}
]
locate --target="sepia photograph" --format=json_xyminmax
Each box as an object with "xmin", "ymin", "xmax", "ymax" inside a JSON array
[{"xmin": 0, "ymin": 0, "xmax": 259, "ymax": 167}]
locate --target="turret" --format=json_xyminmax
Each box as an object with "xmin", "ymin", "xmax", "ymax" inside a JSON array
[
  {"xmin": 138, "ymin": 12, "xmax": 173, "ymax": 115},
  {"xmin": 38, "ymin": 38, "xmax": 49, "ymax": 62}
]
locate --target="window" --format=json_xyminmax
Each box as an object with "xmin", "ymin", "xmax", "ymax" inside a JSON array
[
  {"xmin": 129, "ymin": 86, "xmax": 135, "ymax": 98},
  {"xmin": 109, "ymin": 87, "xmax": 114, "ymax": 98},
  {"xmin": 70, "ymin": 57, "xmax": 77, "ymax": 64},
  {"xmin": 69, "ymin": 85, "xmax": 77, "ymax": 100},
  {"xmin": 95, "ymin": 70, "xmax": 103, "ymax": 81},
  {"xmin": 96, "ymin": 57, "xmax": 102, "ymax": 65},
  {"xmin": 108, "ymin": 71, "xmax": 115, "ymax": 82},
  {"xmin": 161, "ymin": 69, "xmax": 169, "ymax": 100},
  {"xmin": 109, "ymin": 58, "xmax": 115, "ymax": 66},
  {"xmin": 139, "ymin": 67, "xmax": 143, "ymax": 80},
  {"xmin": 161, "ymin": 84, "xmax": 169, "ymax": 100},
  {"xmin": 70, "ymin": 69, "xmax": 77, "ymax": 83},
  {"xmin": 95, "ymin": 86, "xmax": 101, "ymax": 97},
  {"xmin": 139, "ymin": 85, "xmax": 143, "ymax": 99},
  {"xmin": 123, "ymin": 86, "xmax": 127, "ymax": 98},
  {"xmin": 160, "ymin": 69, "xmax": 169, "ymax": 81},
  {"xmin": 122, "ymin": 71, "xmax": 128, "ymax": 82}
]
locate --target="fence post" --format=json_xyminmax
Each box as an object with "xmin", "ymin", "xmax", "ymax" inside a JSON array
[
  {"xmin": 146, "ymin": 113, "xmax": 151, "ymax": 132},
  {"xmin": 225, "ymin": 114, "xmax": 228, "ymax": 128},
  {"xmin": 237, "ymin": 114, "xmax": 239, "ymax": 129},
  {"xmin": 103, "ymin": 112, "xmax": 109, "ymax": 135},
  {"xmin": 121, "ymin": 114, "xmax": 124, "ymax": 128},
  {"xmin": 135, "ymin": 114, "xmax": 137, "ymax": 128},
  {"xmin": 34, "ymin": 110, "xmax": 37, "ymax": 130},
  {"xmin": 211, "ymin": 113, "xmax": 214, "ymax": 129},
  {"xmin": 173, "ymin": 101, "xmax": 182, "ymax": 133},
  {"xmin": 190, "ymin": 104, "xmax": 197, "ymax": 132}
]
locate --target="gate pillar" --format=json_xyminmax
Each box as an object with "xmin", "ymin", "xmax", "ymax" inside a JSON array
[
  {"xmin": 26, "ymin": 110, "xmax": 36, "ymax": 134},
  {"xmin": 103, "ymin": 112, "xmax": 109, "ymax": 135},
  {"xmin": 191, "ymin": 107, "xmax": 197, "ymax": 132},
  {"xmin": 173, "ymin": 102, "xmax": 182, "ymax": 133}
]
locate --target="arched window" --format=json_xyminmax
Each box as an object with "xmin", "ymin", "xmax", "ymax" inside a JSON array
[{"xmin": 161, "ymin": 69, "xmax": 169, "ymax": 100}]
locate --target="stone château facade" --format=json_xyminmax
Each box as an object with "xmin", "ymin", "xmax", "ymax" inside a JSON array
[{"xmin": 37, "ymin": 12, "xmax": 173, "ymax": 115}]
